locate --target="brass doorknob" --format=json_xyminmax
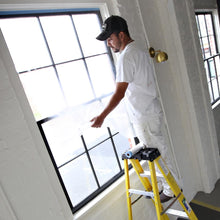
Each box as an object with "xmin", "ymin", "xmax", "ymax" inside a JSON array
[{"xmin": 149, "ymin": 47, "xmax": 168, "ymax": 63}]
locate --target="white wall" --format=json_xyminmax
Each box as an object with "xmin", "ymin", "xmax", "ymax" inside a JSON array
[
  {"xmin": 213, "ymin": 104, "xmax": 220, "ymax": 153},
  {"xmin": 193, "ymin": 0, "xmax": 217, "ymax": 10},
  {"xmin": 0, "ymin": 0, "xmax": 219, "ymax": 220}
]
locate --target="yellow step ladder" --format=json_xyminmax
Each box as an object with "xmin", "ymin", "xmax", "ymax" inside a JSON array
[{"xmin": 122, "ymin": 147, "xmax": 198, "ymax": 220}]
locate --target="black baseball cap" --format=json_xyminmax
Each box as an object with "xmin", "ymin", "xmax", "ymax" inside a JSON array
[{"xmin": 96, "ymin": 15, "xmax": 128, "ymax": 41}]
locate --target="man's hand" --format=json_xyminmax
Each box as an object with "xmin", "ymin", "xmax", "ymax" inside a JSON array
[{"xmin": 90, "ymin": 115, "xmax": 105, "ymax": 128}]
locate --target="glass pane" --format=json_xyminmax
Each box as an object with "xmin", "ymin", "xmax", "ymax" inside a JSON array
[
  {"xmin": 208, "ymin": 82, "xmax": 214, "ymax": 103},
  {"xmin": 202, "ymin": 37, "xmax": 211, "ymax": 58},
  {"xmin": 211, "ymin": 78, "xmax": 220, "ymax": 100},
  {"xmin": 209, "ymin": 36, "xmax": 217, "ymax": 55},
  {"xmin": 40, "ymin": 15, "xmax": 82, "ymax": 64},
  {"xmin": 215, "ymin": 56, "xmax": 220, "ymax": 78},
  {"xmin": 59, "ymin": 154, "xmax": 98, "ymax": 206},
  {"xmin": 86, "ymin": 54, "xmax": 115, "ymax": 97},
  {"xmin": 205, "ymin": 14, "xmax": 214, "ymax": 35},
  {"xmin": 42, "ymin": 114, "xmax": 85, "ymax": 167},
  {"xmin": 89, "ymin": 139, "xmax": 120, "ymax": 185},
  {"xmin": 0, "ymin": 17, "xmax": 52, "ymax": 72},
  {"xmin": 209, "ymin": 59, "xmax": 216, "ymax": 78},
  {"xmin": 56, "ymin": 60, "xmax": 94, "ymax": 106},
  {"xmin": 204, "ymin": 61, "xmax": 211, "ymax": 82},
  {"xmin": 19, "ymin": 67, "xmax": 66, "ymax": 120},
  {"xmin": 199, "ymin": 38, "xmax": 205, "ymax": 58},
  {"xmin": 72, "ymin": 14, "xmax": 107, "ymax": 57},
  {"xmin": 112, "ymin": 133, "xmax": 130, "ymax": 168},
  {"xmin": 83, "ymin": 126, "xmax": 110, "ymax": 149},
  {"xmin": 195, "ymin": 16, "xmax": 201, "ymax": 37},
  {"xmin": 198, "ymin": 15, "xmax": 207, "ymax": 37}
]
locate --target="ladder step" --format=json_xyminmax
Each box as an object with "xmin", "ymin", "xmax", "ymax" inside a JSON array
[
  {"xmin": 140, "ymin": 171, "xmax": 163, "ymax": 178},
  {"xmin": 129, "ymin": 189, "xmax": 154, "ymax": 198},
  {"xmin": 165, "ymin": 209, "xmax": 189, "ymax": 219}
]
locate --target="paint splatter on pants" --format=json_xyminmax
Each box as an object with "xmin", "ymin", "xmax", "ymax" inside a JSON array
[{"xmin": 133, "ymin": 115, "xmax": 178, "ymax": 197}]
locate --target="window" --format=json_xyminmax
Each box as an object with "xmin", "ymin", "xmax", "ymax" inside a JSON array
[
  {"xmin": 0, "ymin": 9, "xmax": 130, "ymax": 213},
  {"xmin": 195, "ymin": 12, "xmax": 220, "ymax": 104}
]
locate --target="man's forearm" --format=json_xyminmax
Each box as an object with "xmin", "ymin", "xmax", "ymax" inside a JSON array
[
  {"xmin": 91, "ymin": 82, "xmax": 128, "ymax": 128},
  {"xmin": 100, "ymin": 91, "xmax": 125, "ymax": 119}
]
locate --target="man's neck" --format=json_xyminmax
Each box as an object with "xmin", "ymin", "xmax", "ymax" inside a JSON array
[{"xmin": 120, "ymin": 38, "xmax": 134, "ymax": 52}]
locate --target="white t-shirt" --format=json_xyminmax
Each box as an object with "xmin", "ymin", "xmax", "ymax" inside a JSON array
[{"xmin": 116, "ymin": 42, "xmax": 162, "ymax": 123}]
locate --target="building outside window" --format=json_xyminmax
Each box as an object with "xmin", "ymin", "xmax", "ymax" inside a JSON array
[
  {"xmin": 0, "ymin": 9, "xmax": 130, "ymax": 213},
  {"xmin": 195, "ymin": 12, "xmax": 220, "ymax": 104}
]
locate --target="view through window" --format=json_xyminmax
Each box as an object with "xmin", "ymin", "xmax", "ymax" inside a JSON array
[
  {"xmin": 0, "ymin": 10, "xmax": 130, "ymax": 213},
  {"xmin": 195, "ymin": 12, "xmax": 220, "ymax": 104}
]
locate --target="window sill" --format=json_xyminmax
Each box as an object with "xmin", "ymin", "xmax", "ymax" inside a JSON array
[
  {"xmin": 72, "ymin": 161, "xmax": 147, "ymax": 220},
  {"xmin": 212, "ymin": 99, "xmax": 220, "ymax": 109}
]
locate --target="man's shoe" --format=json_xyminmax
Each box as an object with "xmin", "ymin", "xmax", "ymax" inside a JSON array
[{"xmin": 160, "ymin": 192, "xmax": 173, "ymax": 203}]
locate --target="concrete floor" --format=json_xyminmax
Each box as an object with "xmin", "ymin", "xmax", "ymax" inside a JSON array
[
  {"xmin": 178, "ymin": 179, "xmax": 220, "ymax": 219},
  {"xmin": 192, "ymin": 178, "xmax": 220, "ymax": 209},
  {"xmin": 190, "ymin": 178, "xmax": 220, "ymax": 219}
]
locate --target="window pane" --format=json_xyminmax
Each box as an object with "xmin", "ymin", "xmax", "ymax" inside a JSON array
[
  {"xmin": 86, "ymin": 54, "xmax": 115, "ymax": 97},
  {"xmin": 83, "ymin": 126, "xmax": 110, "ymax": 149},
  {"xmin": 40, "ymin": 15, "xmax": 82, "ymax": 64},
  {"xmin": 59, "ymin": 154, "xmax": 98, "ymax": 206},
  {"xmin": 56, "ymin": 60, "xmax": 94, "ymax": 106},
  {"xmin": 212, "ymin": 78, "xmax": 220, "ymax": 100},
  {"xmin": 209, "ymin": 59, "xmax": 216, "ymax": 78},
  {"xmin": 72, "ymin": 14, "xmax": 107, "ymax": 57},
  {"xmin": 202, "ymin": 37, "xmax": 211, "ymax": 58},
  {"xmin": 42, "ymin": 115, "xmax": 85, "ymax": 167},
  {"xmin": 205, "ymin": 14, "xmax": 214, "ymax": 35},
  {"xmin": 89, "ymin": 140, "xmax": 120, "ymax": 185},
  {"xmin": 208, "ymin": 82, "xmax": 214, "ymax": 103},
  {"xmin": 209, "ymin": 36, "xmax": 217, "ymax": 55},
  {"xmin": 195, "ymin": 16, "xmax": 201, "ymax": 37},
  {"xmin": 0, "ymin": 17, "xmax": 52, "ymax": 72},
  {"xmin": 204, "ymin": 60, "xmax": 211, "ymax": 82},
  {"xmin": 198, "ymin": 15, "xmax": 207, "ymax": 37},
  {"xmin": 112, "ymin": 134, "xmax": 130, "ymax": 168},
  {"xmin": 215, "ymin": 56, "xmax": 220, "ymax": 78},
  {"xmin": 19, "ymin": 67, "xmax": 66, "ymax": 120}
]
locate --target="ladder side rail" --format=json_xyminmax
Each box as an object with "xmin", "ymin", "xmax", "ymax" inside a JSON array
[
  {"xmin": 148, "ymin": 160, "xmax": 170, "ymax": 220},
  {"xmin": 124, "ymin": 159, "xmax": 133, "ymax": 220},
  {"xmin": 154, "ymin": 156, "xmax": 198, "ymax": 220}
]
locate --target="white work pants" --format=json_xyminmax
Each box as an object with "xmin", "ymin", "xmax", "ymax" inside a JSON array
[{"xmin": 133, "ymin": 115, "xmax": 177, "ymax": 197}]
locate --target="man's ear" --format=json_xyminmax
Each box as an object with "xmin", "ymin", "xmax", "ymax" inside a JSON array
[{"xmin": 118, "ymin": 31, "xmax": 125, "ymax": 40}]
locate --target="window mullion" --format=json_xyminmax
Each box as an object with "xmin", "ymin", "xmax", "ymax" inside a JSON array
[
  {"xmin": 37, "ymin": 16, "xmax": 68, "ymax": 106},
  {"xmin": 107, "ymin": 127, "xmax": 122, "ymax": 171},
  {"xmin": 203, "ymin": 14, "xmax": 212, "ymax": 57},
  {"xmin": 81, "ymin": 135, "xmax": 100, "ymax": 188},
  {"xmin": 70, "ymin": 15, "xmax": 97, "ymax": 100}
]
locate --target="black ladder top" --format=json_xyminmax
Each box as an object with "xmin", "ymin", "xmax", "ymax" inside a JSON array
[{"xmin": 122, "ymin": 148, "xmax": 161, "ymax": 162}]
